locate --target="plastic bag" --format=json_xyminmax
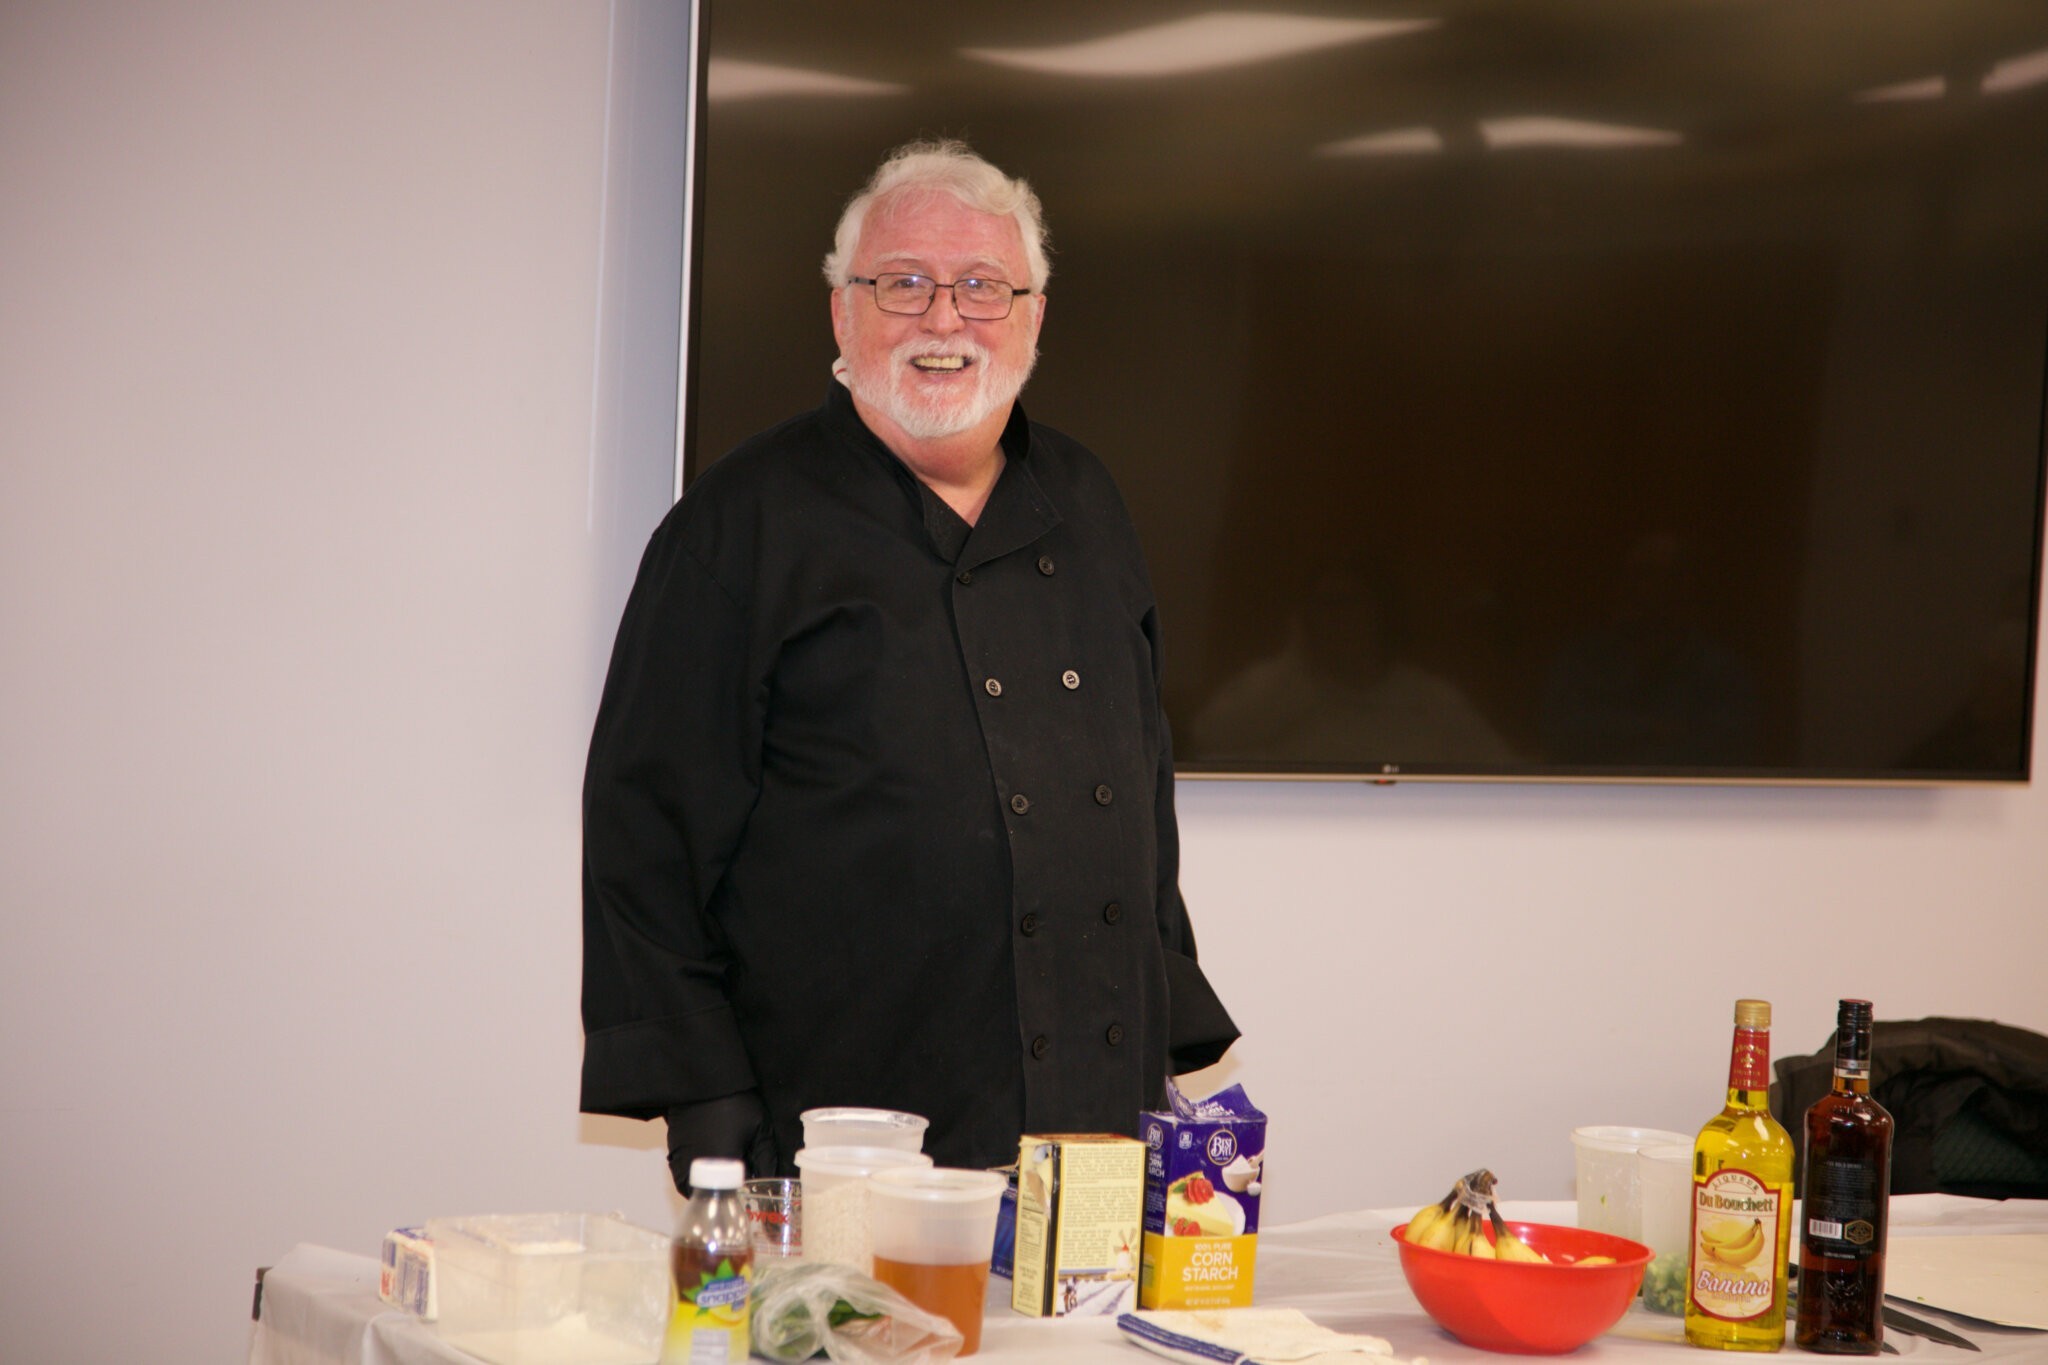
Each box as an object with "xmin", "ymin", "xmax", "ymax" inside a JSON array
[{"xmin": 749, "ymin": 1261, "xmax": 964, "ymax": 1364}]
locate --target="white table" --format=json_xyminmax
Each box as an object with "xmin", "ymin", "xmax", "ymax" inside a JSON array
[{"xmin": 250, "ymin": 1196, "xmax": 2048, "ymax": 1364}]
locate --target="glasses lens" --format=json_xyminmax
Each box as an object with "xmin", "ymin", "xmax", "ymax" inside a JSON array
[
  {"xmin": 953, "ymin": 278, "xmax": 1014, "ymax": 320},
  {"xmin": 873, "ymin": 273, "xmax": 935, "ymax": 314}
]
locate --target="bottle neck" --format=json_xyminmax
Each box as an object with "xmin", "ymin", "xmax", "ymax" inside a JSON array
[
  {"xmin": 1832, "ymin": 1023, "xmax": 1873, "ymax": 1095},
  {"xmin": 1726, "ymin": 1023, "xmax": 1772, "ymax": 1108}
]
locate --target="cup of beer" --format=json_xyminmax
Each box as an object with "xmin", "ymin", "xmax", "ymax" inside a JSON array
[{"xmin": 866, "ymin": 1166, "xmax": 1007, "ymax": 1355}]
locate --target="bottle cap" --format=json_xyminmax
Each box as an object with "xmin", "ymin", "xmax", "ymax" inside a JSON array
[
  {"xmin": 1733, "ymin": 998, "xmax": 1771, "ymax": 1028},
  {"xmin": 1838, "ymin": 998, "xmax": 1873, "ymax": 1027},
  {"xmin": 688, "ymin": 1157, "xmax": 745, "ymax": 1191}
]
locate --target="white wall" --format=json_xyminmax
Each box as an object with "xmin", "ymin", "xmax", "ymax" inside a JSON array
[{"xmin": 3, "ymin": 5, "xmax": 2044, "ymax": 1365}]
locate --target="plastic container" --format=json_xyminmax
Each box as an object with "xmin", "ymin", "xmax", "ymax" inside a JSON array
[
  {"xmin": 867, "ymin": 1167, "xmax": 1007, "ymax": 1356},
  {"xmin": 793, "ymin": 1145, "xmax": 933, "ymax": 1270},
  {"xmin": 1570, "ymin": 1125, "xmax": 1691, "ymax": 1240},
  {"xmin": 799, "ymin": 1107, "xmax": 930, "ymax": 1153},
  {"xmin": 1393, "ymin": 1219, "xmax": 1653, "ymax": 1354},
  {"xmin": 427, "ymin": 1212, "xmax": 670, "ymax": 1365},
  {"xmin": 1637, "ymin": 1141, "xmax": 1696, "ymax": 1315},
  {"xmin": 669, "ymin": 1157, "xmax": 753, "ymax": 1363}
]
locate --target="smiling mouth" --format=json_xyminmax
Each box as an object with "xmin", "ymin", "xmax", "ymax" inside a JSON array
[{"xmin": 911, "ymin": 355, "xmax": 968, "ymax": 372}]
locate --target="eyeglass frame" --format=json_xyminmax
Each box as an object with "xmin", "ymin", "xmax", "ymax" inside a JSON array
[{"xmin": 845, "ymin": 272, "xmax": 1036, "ymax": 321}]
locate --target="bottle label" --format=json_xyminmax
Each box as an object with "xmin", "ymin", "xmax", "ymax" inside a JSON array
[
  {"xmin": 667, "ymin": 1257, "xmax": 752, "ymax": 1364},
  {"xmin": 1804, "ymin": 1157, "xmax": 1881, "ymax": 1261},
  {"xmin": 1690, "ymin": 1169, "xmax": 1781, "ymax": 1321}
]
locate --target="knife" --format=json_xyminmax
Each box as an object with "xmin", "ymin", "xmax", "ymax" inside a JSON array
[{"xmin": 1882, "ymin": 1302, "xmax": 1981, "ymax": 1351}]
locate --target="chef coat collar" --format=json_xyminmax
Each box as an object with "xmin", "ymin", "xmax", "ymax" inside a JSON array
[{"xmin": 822, "ymin": 381, "xmax": 1062, "ymax": 570}]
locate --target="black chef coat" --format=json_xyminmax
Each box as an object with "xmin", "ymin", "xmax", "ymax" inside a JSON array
[{"xmin": 580, "ymin": 382, "xmax": 1237, "ymax": 1170}]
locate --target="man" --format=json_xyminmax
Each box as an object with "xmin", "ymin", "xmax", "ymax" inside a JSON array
[{"xmin": 580, "ymin": 140, "xmax": 1236, "ymax": 1189}]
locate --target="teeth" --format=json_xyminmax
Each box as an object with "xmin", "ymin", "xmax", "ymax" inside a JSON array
[{"xmin": 912, "ymin": 356, "xmax": 965, "ymax": 371}]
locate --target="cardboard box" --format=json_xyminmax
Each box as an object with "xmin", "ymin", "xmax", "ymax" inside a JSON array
[
  {"xmin": 379, "ymin": 1226, "xmax": 436, "ymax": 1319},
  {"xmin": 1139, "ymin": 1083, "xmax": 1267, "ymax": 1309},
  {"xmin": 1010, "ymin": 1134, "xmax": 1145, "ymax": 1317}
]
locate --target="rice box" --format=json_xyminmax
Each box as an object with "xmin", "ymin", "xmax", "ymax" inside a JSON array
[
  {"xmin": 1010, "ymin": 1134, "xmax": 1145, "ymax": 1317},
  {"xmin": 1139, "ymin": 1082, "xmax": 1267, "ymax": 1309}
]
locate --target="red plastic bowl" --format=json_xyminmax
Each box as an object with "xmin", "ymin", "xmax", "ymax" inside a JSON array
[{"xmin": 1393, "ymin": 1220, "xmax": 1652, "ymax": 1355}]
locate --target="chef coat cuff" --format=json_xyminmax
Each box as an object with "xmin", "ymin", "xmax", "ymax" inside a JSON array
[
  {"xmin": 579, "ymin": 1006, "xmax": 759, "ymax": 1120},
  {"xmin": 1164, "ymin": 948, "xmax": 1240, "ymax": 1074}
]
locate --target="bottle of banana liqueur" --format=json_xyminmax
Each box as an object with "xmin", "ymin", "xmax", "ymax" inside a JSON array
[
  {"xmin": 1685, "ymin": 998, "xmax": 1796, "ymax": 1352},
  {"xmin": 1795, "ymin": 999, "xmax": 1895, "ymax": 1354}
]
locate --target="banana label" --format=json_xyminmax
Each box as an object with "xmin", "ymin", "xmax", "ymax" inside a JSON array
[{"xmin": 1689, "ymin": 1169, "xmax": 1782, "ymax": 1321}]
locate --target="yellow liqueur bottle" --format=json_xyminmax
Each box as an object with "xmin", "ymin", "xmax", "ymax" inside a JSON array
[{"xmin": 1685, "ymin": 998, "xmax": 1796, "ymax": 1352}]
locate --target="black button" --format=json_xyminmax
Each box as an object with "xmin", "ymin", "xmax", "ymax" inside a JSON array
[
  {"xmin": 1020, "ymin": 912, "xmax": 1039, "ymax": 936},
  {"xmin": 1094, "ymin": 784, "xmax": 1113, "ymax": 805},
  {"xmin": 1030, "ymin": 1035, "xmax": 1050, "ymax": 1059},
  {"xmin": 1037, "ymin": 555, "xmax": 1056, "ymax": 576},
  {"xmin": 1061, "ymin": 669, "xmax": 1080, "ymax": 690},
  {"xmin": 1011, "ymin": 793, "xmax": 1031, "ymax": 815},
  {"xmin": 957, "ymin": 569, "xmax": 974, "ymax": 585},
  {"xmin": 1103, "ymin": 901, "xmax": 1122, "ymax": 924},
  {"xmin": 1105, "ymin": 1024, "xmax": 1125, "ymax": 1046},
  {"xmin": 984, "ymin": 677, "xmax": 1003, "ymax": 697}
]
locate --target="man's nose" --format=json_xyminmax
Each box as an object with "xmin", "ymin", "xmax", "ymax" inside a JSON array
[{"xmin": 920, "ymin": 285, "xmax": 968, "ymax": 330}]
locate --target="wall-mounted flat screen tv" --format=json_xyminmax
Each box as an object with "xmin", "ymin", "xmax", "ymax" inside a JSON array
[{"xmin": 682, "ymin": 0, "xmax": 2047, "ymax": 783}]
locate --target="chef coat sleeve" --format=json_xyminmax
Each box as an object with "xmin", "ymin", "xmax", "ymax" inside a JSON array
[
  {"xmin": 1145, "ymin": 605, "xmax": 1241, "ymax": 1074},
  {"xmin": 579, "ymin": 521, "xmax": 763, "ymax": 1120}
]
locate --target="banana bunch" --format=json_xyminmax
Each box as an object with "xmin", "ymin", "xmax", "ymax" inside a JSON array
[
  {"xmin": 1697, "ymin": 1216, "xmax": 1766, "ymax": 1266},
  {"xmin": 1401, "ymin": 1169, "xmax": 1548, "ymax": 1263}
]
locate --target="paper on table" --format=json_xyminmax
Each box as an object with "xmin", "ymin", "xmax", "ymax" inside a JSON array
[
  {"xmin": 1883, "ymin": 1234, "xmax": 2048, "ymax": 1330},
  {"xmin": 1117, "ymin": 1308, "xmax": 1427, "ymax": 1365}
]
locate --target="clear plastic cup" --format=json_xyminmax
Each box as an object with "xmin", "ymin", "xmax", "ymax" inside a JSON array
[
  {"xmin": 1637, "ymin": 1141, "xmax": 1695, "ymax": 1315},
  {"xmin": 799, "ymin": 1107, "xmax": 930, "ymax": 1153},
  {"xmin": 1571, "ymin": 1125, "xmax": 1691, "ymax": 1239},
  {"xmin": 867, "ymin": 1167, "xmax": 1007, "ymax": 1356},
  {"xmin": 792, "ymin": 1145, "xmax": 932, "ymax": 1271}
]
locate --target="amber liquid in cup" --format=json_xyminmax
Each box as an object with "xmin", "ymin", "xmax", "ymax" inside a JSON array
[{"xmin": 872, "ymin": 1256, "xmax": 990, "ymax": 1355}]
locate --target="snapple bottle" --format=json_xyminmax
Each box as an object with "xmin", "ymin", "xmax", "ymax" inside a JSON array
[
  {"xmin": 669, "ymin": 1157, "xmax": 753, "ymax": 1363},
  {"xmin": 1685, "ymin": 999, "xmax": 1795, "ymax": 1352}
]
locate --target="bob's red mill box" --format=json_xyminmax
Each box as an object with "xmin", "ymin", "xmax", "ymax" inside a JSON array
[
  {"xmin": 1139, "ymin": 1082, "xmax": 1267, "ymax": 1309},
  {"xmin": 1010, "ymin": 1133, "xmax": 1146, "ymax": 1317}
]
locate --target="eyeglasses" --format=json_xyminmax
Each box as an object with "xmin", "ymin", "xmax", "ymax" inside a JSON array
[{"xmin": 847, "ymin": 272, "xmax": 1033, "ymax": 321}]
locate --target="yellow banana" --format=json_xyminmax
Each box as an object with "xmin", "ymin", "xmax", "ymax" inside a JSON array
[
  {"xmin": 1706, "ymin": 1221, "xmax": 1766, "ymax": 1265},
  {"xmin": 1405, "ymin": 1201, "xmax": 1447, "ymax": 1246},
  {"xmin": 1466, "ymin": 1227, "xmax": 1497, "ymax": 1259},
  {"xmin": 1700, "ymin": 1217, "xmax": 1757, "ymax": 1250},
  {"xmin": 1487, "ymin": 1206, "xmax": 1549, "ymax": 1264}
]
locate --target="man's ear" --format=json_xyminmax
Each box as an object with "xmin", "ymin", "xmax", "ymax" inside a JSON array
[{"xmin": 830, "ymin": 285, "xmax": 850, "ymax": 353}]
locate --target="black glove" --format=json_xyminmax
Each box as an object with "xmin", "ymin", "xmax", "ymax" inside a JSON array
[{"xmin": 666, "ymin": 1091, "xmax": 779, "ymax": 1194}]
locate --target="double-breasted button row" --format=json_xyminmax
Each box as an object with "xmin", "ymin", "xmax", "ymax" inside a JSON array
[
  {"xmin": 1025, "ymin": 1027, "xmax": 1123, "ymax": 1057},
  {"xmin": 1008, "ymin": 787, "xmax": 1114, "ymax": 812},
  {"xmin": 982, "ymin": 671, "xmax": 1080, "ymax": 696}
]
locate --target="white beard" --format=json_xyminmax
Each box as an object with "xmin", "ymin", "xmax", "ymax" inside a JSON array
[{"xmin": 845, "ymin": 334, "xmax": 1038, "ymax": 441}]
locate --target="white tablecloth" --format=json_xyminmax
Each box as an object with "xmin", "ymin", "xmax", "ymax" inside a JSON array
[{"xmin": 250, "ymin": 1196, "xmax": 2048, "ymax": 1365}]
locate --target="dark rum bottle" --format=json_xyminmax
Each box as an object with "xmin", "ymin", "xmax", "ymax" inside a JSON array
[{"xmin": 1795, "ymin": 999, "xmax": 1894, "ymax": 1354}]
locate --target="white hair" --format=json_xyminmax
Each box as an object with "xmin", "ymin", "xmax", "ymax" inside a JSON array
[{"xmin": 822, "ymin": 139, "xmax": 1051, "ymax": 293}]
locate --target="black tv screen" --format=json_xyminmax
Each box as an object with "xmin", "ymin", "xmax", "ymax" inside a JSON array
[{"xmin": 682, "ymin": 0, "xmax": 2048, "ymax": 782}]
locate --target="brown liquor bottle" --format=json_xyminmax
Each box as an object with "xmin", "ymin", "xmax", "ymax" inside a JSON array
[{"xmin": 1794, "ymin": 999, "xmax": 1895, "ymax": 1354}]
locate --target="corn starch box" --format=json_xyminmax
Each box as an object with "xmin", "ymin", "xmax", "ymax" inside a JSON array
[
  {"xmin": 1139, "ymin": 1082, "xmax": 1267, "ymax": 1309},
  {"xmin": 1010, "ymin": 1134, "xmax": 1145, "ymax": 1317}
]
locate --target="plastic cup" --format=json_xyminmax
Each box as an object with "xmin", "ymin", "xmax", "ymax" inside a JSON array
[
  {"xmin": 866, "ymin": 1167, "xmax": 1007, "ymax": 1357},
  {"xmin": 743, "ymin": 1177, "xmax": 802, "ymax": 1261},
  {"xmin": 799, "ymin": 1107, "xmax": 930, "ymax": 1153},
  {"xmin": 1637, "ymin": 1141, "xmax": 1695, "ymax": 1315},
  {"xmin": 793, "ymin": 1145, "xmax": 933, "ymax": 1271},
  {"xmin": 1571, "ymin": 1126, "xmax": 1691, "ymax": 1240}
]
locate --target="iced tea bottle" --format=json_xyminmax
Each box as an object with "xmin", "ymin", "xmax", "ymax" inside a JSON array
[{"xmin": 669, "ymin": 1157, "xmax": 754, "ymax": 1362}]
